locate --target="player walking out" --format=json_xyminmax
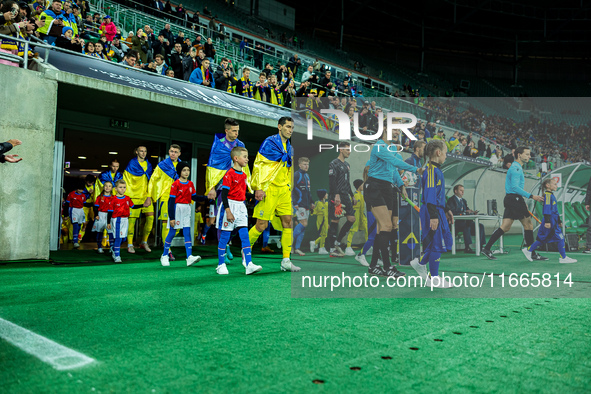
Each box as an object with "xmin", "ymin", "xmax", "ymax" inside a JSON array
[
  {"xmin": 248, "ymin": 117, "xmax": 300, "ymax": 272},
  {"xmin": 481, "ymin": 147, "xmax": 546, "ymax": 260},
  {"xmin": 326, "ymin": 142, "xmax": 356, "ymax": 258},
  {"xmin": 292, "ymin": 157, "xmax": 313, "ymax": 256}
]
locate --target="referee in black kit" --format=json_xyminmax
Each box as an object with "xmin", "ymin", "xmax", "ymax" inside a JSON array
[{"xmin": 326, "ymin": 141, "xmax": 356, "ymax": 258}]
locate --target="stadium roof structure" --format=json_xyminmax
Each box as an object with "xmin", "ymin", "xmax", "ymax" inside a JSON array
[
  {"xmin": 441, "ymin": 153, "xmax": 492, "ymax": 208},
  {"xmin": 296, "ymin": 0, "xmax": 591, "ymax": 59}
]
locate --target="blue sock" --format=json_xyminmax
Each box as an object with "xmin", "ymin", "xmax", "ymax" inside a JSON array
[
  {"xmin": 557, "ymin": 239, "xmax": 566, "ymax": 259},
  {"xmin": 238, "ymin": 227, "xmax": 252, "ymax": 265},
  {"xmin": 183, "ymin": 227, "xmax": 192, "ymax": 257},
  {"xmin": 218, "ymin": 230, "xmax": 231, "ymax": 265},
  {"xmin": 361, "ymin": 211, "xmax": 376, "ymax": 255},
  {"xmin": 294, "ymin": 223, "xmax": 305, "ymax": 249},
  {"xmin": 262, "ymin": 226, "xmax": 270, "ymax": 247},
  {"xmin": 429, "ymin": 252, "xmax": 441, "ymax": 277},
  {"xmin": 528, "ymin": 241, "xmax": 542, "ymax": 252},
  {"xmin": 114, "ymin": 237, "xmax": 122, "ymax": 257},
  {"xmin": 73, "ymin": 223, "xmax": 80, "ymax": 243},
  {"xmin": 203, "ymin": 225, "xmax": 210, "ymax": 239},
  {"xmin": 108, "ymin": 232, "xmax": 114, "ymax": 248},
  {"xmin": 162, "ymin": 227, "xmax": 176, "ymax": 257},
  {"xmin": 97, "ymin": 233, "xmax": 102, "ymax": 249},
  {"xmin": 420, "ymin": 250, "xmax": 430, "ymax": 266}
]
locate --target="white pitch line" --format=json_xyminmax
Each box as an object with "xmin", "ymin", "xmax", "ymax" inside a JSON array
[{"xmin": 0, "ymin": 317, "xmax": 96, "ymax": 370}]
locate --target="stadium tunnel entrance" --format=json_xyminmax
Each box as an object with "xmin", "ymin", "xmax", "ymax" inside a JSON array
[{"xmin": 50, "ymin": 82, "xmax": 280, "ymax": 253}]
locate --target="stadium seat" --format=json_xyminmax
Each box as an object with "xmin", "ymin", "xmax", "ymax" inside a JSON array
[{"xmin": 566, "ymin": 203, "xmax": 587, "ymax": 234}]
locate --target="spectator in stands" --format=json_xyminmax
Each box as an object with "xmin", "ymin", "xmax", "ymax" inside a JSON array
[
  {"xmin": 110, "ymin": 36, "xmax": 128, "ymax": 61},
  {"xmin": 131, "ymin": 28, "xmax": 149, "ymax": 64},
  {"xmin": 490, "ymin": 150, "xmax": 502, "ymax": 167},
  {"xmin": 218, "ymin": 23, "xmax": 228, "ymax": 44},
  {"xmin": 214, "ymin": 57, "xmax": 237, "ymax": 92},
  {"xmin": 176, "ymin": 3, "xmax": 186, "ymax": 20},
  {"xmin": 99, "ymin": 15, "xmax": 116, "ymax": 43},
  {"xmin": 208, "ymin": 17, "xmax": 217, "ymax": 39},
  {"xmin": 254, "ymin": 73, "xmax": 271, "ymax": 102},
  {"xmin": 182, "ymin": 46, "xmax": 198, "ymax": 81},
  {"xmin": 486, "ymin": 144, "xmax": 492, "ymax": 158},
  {"xmin": 296, "ymin": 80, "xmax": 310, "ymax": 97},
  {"xmin": 84, "ymin": 41, "xmax": 97, "ymax": 56},
  {"xmin": 94, "ymin": 40, "xmax": 111, "ymax": 60},
  {"xmin": 477, "ymin": 135, "xmax": 486, "ymax": 156},
  {"xmin": 169, "ymin": 42, "xmax": 184, "ymax": 78},
  {"xmin": 163, "ymin": 0, "xmax": 173, "ymax": 15},
  {"xmin": 153, "ymin": 53, "xmax": 169, "ymax": 75},
  {"xmin": 261, "ymin": 63, "xmax": 273, "ymax": 78},
  {"xmin": 463, "ymin": 140, "xmax": 475, "ymax": 158},
  {"xmin": 120, "ymin": 49, "xmax": 139, "ymax": 68},
  {"xmin": 203, "ymin": 5, "xmax": 211, "ymax": 16},
  {"xmin": 318, "ymin": 70, "xmax": 333, "ymax": 96},
  {"xmin": 287, "ymin": 54, "xmax": 300, "ymax": 76},
  {"xmin": 195, "ymin": 48, "xmax": 206, "ymax": 67},
  {"xmin": 239, "ymin": 37, "xmax": 247, "ymax": 60},
  {"xmin": 189, "ymin": 58, "xmax": 214, "ymax": 87},
  {"xmin": 204, "ymin": 37, "xmax": 215, "ymax": 61},
  {"xmin": 343, "ymin": 71, "xmax": 352, "ymax": 83},
  {"xmin": 55, "ymin": 26, "xmax": 83, "ymax": 52},
  {"xmin": 192, "ymin": 34, "xmax": 203, "ymax": 51},
  {"xmin": 253, "ymin": 44, "xmax": 263, "ymax": 69},
  {"xmin": 165, "ymin": 68, "xmax": 175, "ymax": 77},
  {"xmin": 37, "ymin": 0, "xmax": 65, "ymax": 44},
  {"xmin": 152, "ymin": 34, "xmax": 170, "ymax": 59},
  {"xmin": 159, "ymin": 23, "xmax": 174, "ymax": 45},
  {"xmin": 154, "ymin": 0, "xmax": 164, "ymax": 13},
  {"xmin": 301, "ymin": 65, "xmax": 313, "ymax": 83},
  {"xmin": 282, "ymin": 80, "xmax": 297, "ymax": 109},
  {"xmin": 236, "ymin": 67, "xmax": 253, "ymax": 98}
]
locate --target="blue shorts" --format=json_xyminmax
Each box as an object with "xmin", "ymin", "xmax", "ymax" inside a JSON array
[
  {"xmin": 420, "ymin": 206, "xmax": 453, "ymax": 253},
  {"xmin": 536, "ymin": 219, "xmax": 564, "ymax": 243}
]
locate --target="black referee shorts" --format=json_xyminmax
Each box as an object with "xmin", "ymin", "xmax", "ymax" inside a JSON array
[
  {"xmin": 364, "ymin": 177, "xmax": 399, "ymax": 216},
  {"xmin": 328, "ymin": 193, "xmax": 354, "ymax": 221},
  {"xmin": 502, "ymin": 193, "xmax": 531, "ymax": 220}
]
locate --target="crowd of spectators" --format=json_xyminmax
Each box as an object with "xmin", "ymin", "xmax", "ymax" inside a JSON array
[{"xmin": 1, "ymin": 0, "xmax": 589, "ymax": 168}]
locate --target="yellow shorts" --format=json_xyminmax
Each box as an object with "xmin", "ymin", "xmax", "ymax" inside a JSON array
[
  {"xmin": 158, "ymin": 198, "xmax": 170, "ymax": 220},
  {"xmin": 129, "ymin": 198, "xmax": 155, "ymax": 218},
  {"xmin": 253, "ymin": 184, "xmax": 292, "ymax": 221},
  {"xmin": 83, "ymin": 206, "xmax": 93, "ymax": 221}
]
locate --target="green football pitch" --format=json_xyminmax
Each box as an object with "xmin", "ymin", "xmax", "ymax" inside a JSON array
[{"xmin": 1, "ymin": 236, "xmax": 590, "ymax": 392}]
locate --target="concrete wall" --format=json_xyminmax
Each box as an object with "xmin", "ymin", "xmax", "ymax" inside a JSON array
[{"xmin": 0, "ymin": 66, "xmax": 57, "ymax": 260}]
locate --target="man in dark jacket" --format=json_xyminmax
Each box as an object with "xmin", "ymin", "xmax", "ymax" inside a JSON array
[
  {"xmin": 169, "ymin": 42, "xmax": 184, "ymax": 79},
  {"xmin": 318, "ymin": 70, "xmax": 333, "ymax": 97},
  {"xmin": 182, "ymin": 47, "xmax": 199, "ymax": 81},
  {"xmin": 446, "ymin": 184, "xmax": 486, "ymax": 253},
  {"xmin": 158, "ymin": 23, "xmax": 174, "ymax": 45},
  {"xmin": 213, "ymin": 57, "xmax": 237, "ymax": 92}
]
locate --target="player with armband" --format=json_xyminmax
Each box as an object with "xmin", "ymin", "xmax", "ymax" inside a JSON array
[{"xmin": 522, "ymin": 178, "xmax": 577, "ymax": 264}]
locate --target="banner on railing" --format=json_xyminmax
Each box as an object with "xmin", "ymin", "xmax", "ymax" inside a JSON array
[{"xmin": 41, "ymin": 49, "xmax": 293, "ymax": 121}]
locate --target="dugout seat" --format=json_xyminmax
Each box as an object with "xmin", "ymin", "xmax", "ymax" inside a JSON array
[
  {"xmin": 573, "ymin": 202, "xmax": 589, "ymax": 221},
  {"xmin": 566, "ymin": 203, "xmax": 587, "ymax": 234}
]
